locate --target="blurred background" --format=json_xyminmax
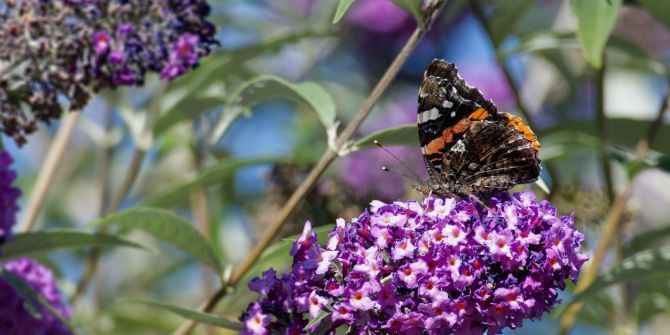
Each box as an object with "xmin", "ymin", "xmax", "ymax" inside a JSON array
[{"xmin": 4, "ymin": 0, "xmax": 670, "ymax": 334}]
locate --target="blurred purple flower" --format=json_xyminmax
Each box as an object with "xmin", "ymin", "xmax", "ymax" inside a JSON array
[
  {"xmin": 456, "ymin": 62, "xmax": 514, "ymax": 109},
  {"xmin": 1, "ymin": 150, "xmax": 20, "ymax": 251},
  {"xmin": 0, "ymin": 258, "xmax": 72, "ymax": 335},
  {"xmin": 347, "ymin": 0, "xmax": 412, "ymax": 33},
  {"xmin": 338, "ymin": 95, "xmax": 425, "ymax": 201},
  {"xmin": 241, "ymin": 191, "xmax": 588, "ymax": 334}
]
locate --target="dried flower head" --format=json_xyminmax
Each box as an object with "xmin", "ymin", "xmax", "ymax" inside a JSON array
[
  {"xmin": 241, "ymin": 191, "xmax": 588, "ymax": 334},
  {"xmin": 0, "ymin": 0, "xmax": 218, "ymax": 144},
  {"xmin": 0, "ymin": 258, "xmax": 72, "ymax": 334}
]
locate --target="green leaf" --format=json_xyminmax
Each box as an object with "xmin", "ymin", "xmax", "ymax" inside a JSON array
[
  {"xmin": 489, "ymin": 0, "xmax": 535, "ymax": 45},
  {"xmin": 210, "ymin": 75, "xmax": 337, "ymax": 144},
  {"xmin": 638, "ymin": 0, "xmax": 670, "ymax": 31},
  {"xmin": 146, "ymin": 157, "xmax": 282, "ymax": 206},
  {"xmin": 0, "ymin": 268, "xmax": 74, "ymax": 332},
  {"xmin": 333, "ymin": 0, "xmax": 357, "ymax": 23},
  {"xmin": 0, "ymin": 268, "xmax": 42, "ymax": 318},
  {"xmin": 633, "ymin": 291, "xmax": 670, "ymax": 324},
  {"xmin": 500, "ymin": 31, "xmax": 666, "ymax": 74},
  {"xmin": 90, "ymin": 208, "xmax": 223, "ymax": 275},
  {"xmin": 353, "ymin": 124, "xmax": 417, "ymax": 149},
  {"xmin": 390, "ymin": 0, "xmax": 424, "ymax": 25},
  {"xmin": 118, "ymin": 298, "xmax": 242, "ymax": 330},
  {"xmin": 154, "ymin": 96, "xmax": 222, "ymax": 137},
  {"xmin": 563, "ymin": 245, "xmax": 670, "ymax": 310},
  {"xmin": 623, "ymin": 223, "xmax": 670, "ymax": 256},
  {"xmin": 570, "ymin": 0, "xmax": 622, "ymax": 68},
  {"xmin": 305, "ymin": 307, "xmax": 332, "ymax": 330},
  {"xmin": 156, "ymin": 29, "xmax": 334, "ymax": 137},
  {"xmin": 0, "ymin": 229, "xmax": 151, "ymax": 260},
  {"xmin": 545, "ymin": 118, "xmax": 670, "ymax": 156}
]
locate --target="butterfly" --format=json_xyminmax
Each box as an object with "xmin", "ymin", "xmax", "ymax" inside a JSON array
[{"xmin": 416, "ymin": 59, "xmax": 541, "ymax": 197}]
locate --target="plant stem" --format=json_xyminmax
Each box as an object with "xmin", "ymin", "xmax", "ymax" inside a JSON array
[
  {"xmin": 559, "ymin": 80, "xmax": 670, "ymax": 335},
  {"xmin": 19, "ymin": 111, "xmax": 80, "ymax": 232},
  {"xmin": 596, "ymin": 57, "xmax": 615, "ymax": 203},
  {"xmin": 470, "ymin": 0, "xmax": 561, "ymax": 197},
  {"xmin": 170, "ymin": 2, "xmax": 449, "ymax": 334},
  {"xmin": 70, "ymin": 84, "xmax": 166, "ymax": 305}
]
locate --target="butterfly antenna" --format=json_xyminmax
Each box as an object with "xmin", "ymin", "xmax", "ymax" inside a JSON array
[
  {"xmin": 381, "ymin": 166, "xmax": 420, "ymax": 183},
  {"xmin": 374, "ymin": 140, "xmax": 422, "ymax": 182}
]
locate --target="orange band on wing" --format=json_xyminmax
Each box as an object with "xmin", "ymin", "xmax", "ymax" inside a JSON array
[
  {"xmin": 503, "ymin": 113, "xmax": 540, "ymax": 151},
  {"xmin": 425, "ymin": 137, "xmax": 446, "ymax": 156},
  {"xmin": 468, "ymin": 108, "xmax": 489, "ymax": 121}
]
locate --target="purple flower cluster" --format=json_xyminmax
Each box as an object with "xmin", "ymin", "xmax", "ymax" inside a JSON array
[
  {"xmin": 0, "ymin": 150, "xmax": 72, "ymax": 333},
  {"xmin": 241, "ymin": 191, "xmax": 588, "ymax": 334},
  {"xmin": 1, "ymin": 151, "xmax": 20, "ymax": 250},
  {"xmin": 0, "ymin": 0, "xmax": 217, "ymax": 144},
  {"xmin": 1, "ymin": 258, "xmax": 72, "ymax": 335}
]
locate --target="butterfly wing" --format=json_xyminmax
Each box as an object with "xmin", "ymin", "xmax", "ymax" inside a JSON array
[
  {"xmin": 417, "ymin": 59, "xmax": 498, "ymax": 181},
  {"xmin": 439, "ymin": 118, "xmax": 541, "ymax": 196}
]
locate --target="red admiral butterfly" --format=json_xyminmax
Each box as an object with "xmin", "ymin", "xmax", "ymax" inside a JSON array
[{"xmin": 416, "ymin": 59, "xmax": 541, "ymax": 196}]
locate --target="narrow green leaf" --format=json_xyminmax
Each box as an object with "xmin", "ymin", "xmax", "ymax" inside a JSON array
[
  {"xmin": 146, "ymin": 157, "xmax": 282, "ymax": 206},
  {"xmin": 353, "ymin": 124, "xmax": 417, "ymax": 149},
  {"xmin": 90, "ymin": 208, "xmax": 223, "ymax": 275},
  {"xmin": 119, "ymin": 298, "xmax": 242, "ymax": 330},
  {"xmin": 570, "ymin": 0, "xmax": 622, "ymax": 68},
  {"xmin": 623, "ymin": 223, "xmax": 670, "ymax": 256},
  {"xmin": 210, "ymin": 75, "xmax": 336, "ymax": 144},
  {"xmin": 333, "ymin": 0, "xmax": 357, "ymax": 24},
  {"xmin": 0, "ymin": 229, "xmax": 151, "ymax": 260},
  {"xmin": 154, "ymin": 96, "xmax": 222, "ymax": 137},
  {"xmin": 638, "ymin": 0, "xmax": 670, "ymax": 31},
  {"xmin": 390, "ymin": 0, "xmax": 424, "ymax": 25},
  {"xmin": 563, "ymin": 245, "xmax": 670, "ymax": 310},
  {"xmin": 545, "ymin": 118, "xmax": 670, "ymax": 156},
  {"xmin": 0, "ymin": 268, "xmax": 74, "ymax": 332},
  {"xmin": 305, "ymin": 307, "xmax": 332, "ymax": 330},
  {"xmin": 0, "ymin": 268, "xmax": 42, "ymax": 318}
]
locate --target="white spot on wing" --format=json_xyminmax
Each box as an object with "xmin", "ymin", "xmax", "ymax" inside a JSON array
[
  {"xmin": 450, "ymin": 112, "xmax": 456, "ymax": 117},
  {"xmin": 442, "ymin": 100, "xmax": 453, "ymax": 108},
  {"xmin": 418, "ymin": 107, "xmax": 442, "ymax": 123}
]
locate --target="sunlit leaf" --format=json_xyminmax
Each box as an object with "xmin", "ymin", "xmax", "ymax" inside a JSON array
[
  {"xmin": 118, "ymin": 298, "xmax": 242, "ymax": 330},
  {"xmin": 570, "ymin": 0, "xmax": 622, "ymax": 68},
  {"xmin": 90, "ymin": 208, "xmax": 223, "ymax": 275},
  {"xmin": 210, "ymin": 75, "xmax": 337, "ymax": 144},
  {"xmin": 638, "ymin": 0, "xmax": 670, "ymax": 32},
  {"xmin": 353, "ymin": 124, "xmax": 417, "ymax": 149},
  {"xmin": 390, "ymin": 0, "xmax": 424, "ymax": 25},
  {"xmin": 0, "ymin": 229, "xmax": 151, "ymax": 260},
  {"xmin": 563, "ymin": 245, "xmax": 670, "ymax": 309},
  {"xmin": 146, "ymin": 157, "xmax": 282, "ymax": 206},
  {"xmin": 333, "ymin": 0, "xmax": 357, "ymax": 23},
  {"xmin": 156, "ymin": 30, "xmax": 334, "ymax": 137},
  {"xmin": 623, "ymin": 222, "xmax": 670, "ymax": 256},
  {"xmin": 0, "ymin": 268, "xmax": 74, "ymax": 332}
]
